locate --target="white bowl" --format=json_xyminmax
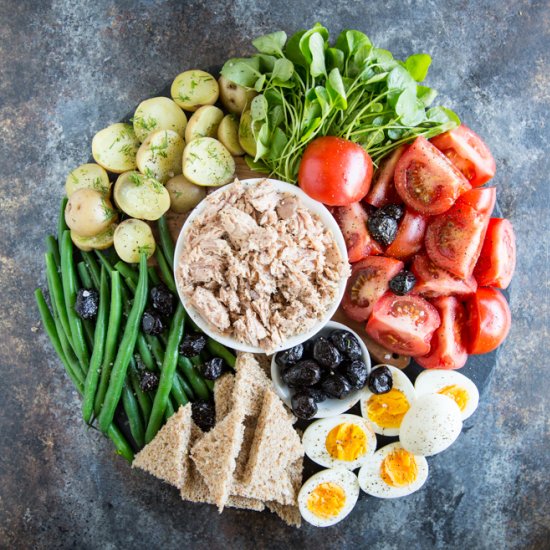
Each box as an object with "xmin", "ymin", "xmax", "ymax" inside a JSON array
[
  {"xmin": 271, "ymin": 321, "xmax": 371, "ymax": 418},
  {"xmin": 173, "ymin": 178, "xmax": 349, "ymax": 354}
]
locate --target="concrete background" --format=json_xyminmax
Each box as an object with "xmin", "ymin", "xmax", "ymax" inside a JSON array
[{"xmin": 0, "ymin": 1, "xmax": 549, "ymax": 548}]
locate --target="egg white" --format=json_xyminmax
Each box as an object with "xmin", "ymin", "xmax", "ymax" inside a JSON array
[
  {"xmin": 302, "ymin": 414, "xmax": 377, "ymax": 470},
  {"xmin": 414, "ymin": 369, "xmax": 479, "ymax": 420},
  {"xmin": 400, "ymin": 393, "xmax": 463, "ymax": 456},
  {"xmin": 357, "ymin": 442, "xmax": 429, "ymax": 499},
  {"xmin": 298, "ymin": 468, "xmax": 360, "ymax": 527},
  {"xmin": 360, "ymin": 365, "xmax": 416, "ymax": 436}
]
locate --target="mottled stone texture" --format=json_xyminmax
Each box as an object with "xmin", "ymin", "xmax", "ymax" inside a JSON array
[{"xmin": 0, "ymin": 0, "xmax": 549, "ymax": 548}]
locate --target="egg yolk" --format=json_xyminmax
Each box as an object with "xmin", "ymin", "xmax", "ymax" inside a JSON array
[
  {"xmin": 438, "ymin": 384, "xmax": 468, "ymax": 411},
  {"xmin": 325, "ymin": 423, "xmax": 367, "ymax": 462},
  {"xmin": 306, "ymin": 482, "xmax": 346, "ymax": 519},
  {"xmin": 380, "ymin": 448, "xmax": 418, "ymax": 487},
  {"xmin": 367, "ymin": 388, "xmax": 410, "ymax": 428}
]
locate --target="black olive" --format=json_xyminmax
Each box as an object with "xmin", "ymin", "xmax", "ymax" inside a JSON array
[
  {"xmin": 291, "ymin": 392, "xmax": 318, "ymax": 419},
  {"xmin": 141, "ymin": 309, "xmax": 165, "ymax": 335},
  {"xmin": 199, "ymin": 357, "xmax": 225, "ymax": 380},
  {"xmin": 380, "ymin": 204, "xmax": 405, "ymax": 221},
  {"xmin": 389, "ymin": 270, "xmax": 417, "ymax": 296},
  {"xmin": 321, "ymin": 373, "xmax": 353, "ymax": 399},
  {"xmin": 192, "ymin": 400, "xmax": 216, "ymax": 432},
  {"xmin": 367, "ymin": 365, "xmax": 393, "ymax": 394},
  {"xmin": 74, "ymin": 288, "xmax": 99, "ymax": 320},
  {"xmin": 282, "ymin": 359, "xmax": 322, "ymax": 387},
  {"xmin": 341, "ymin": 360, "xmax": 369, "ymax": 390},
  {"xmin": 329, "ymin": 330, "xmax": 362, "ymax": 360},
  {"xmin": 367, "ymin": 210, "xmax": 398, "ymax": 246},
  {"xmin": 302, "ymin": 338, "xmax": 315, "ymax": 359},
  {"xmin": 140, "ymin": 371, "xmax": 159, "ymax": 392},
  {"xmin": 179, "ymin": 333, "xmax": 207, "ymax": 357},
  {"xmin": 275, "ymin": 344, "xmax": 304, "ymax": 368},
  {"xmin": 301, "ymin": 385, "xmax": 328, "ymax": 403},
  {"xmin": 313, "ymin": 336, "xmax": 342, "ymax": 369},
  {"xmin": 150, "ymin": 284, "xmax": 175, "ymax": 317}
]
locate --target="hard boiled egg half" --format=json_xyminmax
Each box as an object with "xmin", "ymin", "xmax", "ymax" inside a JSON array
[
  {"xmin": 358, "ymin": 442, "xmax": 429, "ymax": 498},
  {"xmin": 360, "ymin": 365, "xmax": 416, "ymax": 436},
  {"xmin": 302, "ymin": 414, "xmax": 377, "ymax": 470},
  {"xmin": 414, "ymin": 369, "xmax": 479, "ymax": 420},
  {"xmin": 298, "ymin": 468, "xmax": 360, "ymax": 527}
]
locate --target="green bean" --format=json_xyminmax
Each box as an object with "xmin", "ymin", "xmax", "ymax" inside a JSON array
[
  {"xmin": 148, "ymin": 267, "xmax": 161, "ymax": 286},
  {"xmin": 35, "ymin": 288, "xmax": 134, "ymax": 462},
  {"xmin": 77, "ymin": 261, "xmax": 94, "ymax": 289},
  {"xmin": 58, "ymin": 197, "xmax": 68, "ymax": 258},
  {"xmin": 155, "ymin": 247, "xmax": 176, "ymax": 293},
  {"xmin": 136, "ymin": 333, "xmax": 155, "ymax": 371},
  {"xmin": 206, "ymin": 338, "xmax": 237, "ymax": 369},
  {"xmin": 122, "ymin": 381, "xmax": 145, "ymax": 448},
  {"xmin": 98, "ymin": 253, "xmax": 148, "ymax": 433},
  {"xmin": 45, "ymin": 252, "xmax": 72, "ymax": 347},
  {"xmin": 82, "ymin": 268, "xmax": 109, "ymax": 423},
  {"xmin": 125, "ymin": 277, "xmax": 137, "ymax": 293},
  {"xmin": 45, "ymin": 235, "xmax": 61, "ymax": 268},
  {"xmin": 145, "ymin": 303, "xmax": 186, "ymax": 443},
  {"xmin": 115, "ymin": 261, "xmax": 139, "ymax": 285},
  {"xmin": 81, "ymin": 251, "xmax": 102, "ymax": 289},
  {"xmin": 157, "ymin": 216, "xmax": 175, "ymax": 268},
  {"xmin": 61, "ymin": 230, "xmax": 89, "ymax": 366},
  {"xmin": 177, "ymin": 356, "xmax": 210, "ymax": 400},
  {"xmin": 82, "ymin": 319, "xmax": 95, "ymax": 350},
  {"xmin": 165, "ymin": 399, "xmax": 175, "ymax": 420},
  {"xmin": 129, "ymin": 358, "xmax": 152, "ymax": 424},
  {"xmin": 188, "ymin": 316, "xmax": 202, "ymax": 333},
  {"xmin": 95, "ymin": 250, "xmax": 114, "ymax": 275}
]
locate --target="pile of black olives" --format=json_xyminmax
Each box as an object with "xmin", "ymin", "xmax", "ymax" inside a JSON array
[
  {"xmin": 141, "ymin": 284, "xmax": 175, "ymax": 336},
  {"xmin": 275, "ymin": 329, "xmax": 369, "ymax": 420}
]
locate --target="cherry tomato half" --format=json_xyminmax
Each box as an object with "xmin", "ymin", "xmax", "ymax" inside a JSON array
[
  {"xmin": 385, "ymin": 209, "xmax": 428, "ymax": 261},
  {"xmin": 364, "ymin": 145, "xmax": 405, "ymax": 207},
  {"xmin": 465, "ymin": 287, "xmax": 511, "ymax": 354},
  {"xmin": 431, "ymin": 124, "xmax": 496, "ymax": 187},
  {"xmin": 394, "ymin": 136, "xmax": 471, "ymax": 216},
  {"xmin": 455, "ymin": 186, "xmax": 496, "ymax": 218},
  {"xmin": 298, "ymin": 136, "xmax": 373, "ymax": 206},
  {"xmin": 474, "ymin": 218, "xmax": 516, "ymax": 289}
]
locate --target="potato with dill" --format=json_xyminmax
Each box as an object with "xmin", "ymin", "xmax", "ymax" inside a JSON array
[
  {"xmin": 185, "ymin": 105, "xmax": 224, "ymax": 143},
  {"xmin": 71, "ymin": 223, "xmax": 117, "ymax": 251},
  {"xmin": 114, "ymin": 219, "xmax": 155, "ymax": 263},
  {"xmin": 171, "ymin": 70, "xmax": 218, "ymax": 112},
  {"xmin": 65, "ymin": 188, "xmax": 117, "ymax": 237},
  {"xmin": 113, "ymin": 171, "xmax": 170, "ymax": 220},
  {"xmin": 238, "ymin": 110, "xmax": 258, "ymax": 157},
  {"xmin": 65, "ymin": 163, "xmax": 111, "ymax": 198},
  {"xmin": 182, "ymin": 137, "xmax": 235, "ymax": 187},
  {"xmin": 136, "ymin": 129, "xmax": 184, "ymax": 183},
  {"xmin": 218, "ymin": 114, "xmax": 245, "ymax": 156},
  {"xmin": 132, "ymin": 97, "xmax": 188, "ymax": 142},
  {"xmin": 166, "ymin": 174, "xmax": 206, "ymax": 214},
  {"xmin": 218, "ymin": 75, "xmax": 256, "ymax": 115},
  {"xmin": 92, "ymin": 123, "xmax": 140, "ymax": 173}
]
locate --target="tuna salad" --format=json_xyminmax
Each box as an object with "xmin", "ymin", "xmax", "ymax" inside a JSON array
[{"xmin": 176, "ymin": 179, "xmax": 349, "ymax": 351}]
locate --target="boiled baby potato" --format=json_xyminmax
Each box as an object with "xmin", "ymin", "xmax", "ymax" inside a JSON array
[
  {"xmin": 71, "ymin": 223, "xmax": 117, "ymax": 252},
  {"xmin": 114, "ymin": 219, "xmax": 156, "ymax": 263},
  {"xmin": 182, "ymin": 137, "xmax": 235, "ymax": 187},
  {"xmin": 65, "ymin": 163, "xmax": 111, "ymax": 198},
  {"xmin": 132, "ymin": 97, "xmax": 187, "ymax": 142},
  {"xmin": 114, "ymin": 171, "xmax": 170, "ymax": 220},
  {"xmin": 92, "ymin": 123, "xmax": 140, "ymax": 173},
  {"xmin": 238, "ymin": 110, "xmax": 257, "ymax": 157},
  {"xmin": 171, "ymin": 70, "xmax": 218, "ymax": 112},
  {"xmin": 185, "ymin": 105, "xmax": 224, "ymax": 143},
  {"xmin": 165, "ymin": 174, "xmax": 207, "ymax": 214},
  {"xmin": 135, "ymin": 129, "xmax": 184, "ymax": 183},
  {"xmin": 65, "ymin": 188, "xmax": 117, "ymax": 237},
  {"xmin": 218, "ymin": 76, "xmax": 257, "ymax": 115},
  {"xmin": 217, "ymin": 114, "xmax": 245, "ymax": 156}
]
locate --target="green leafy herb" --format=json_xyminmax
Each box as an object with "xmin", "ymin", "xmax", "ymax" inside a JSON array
[{"xmin": 220, "ymin": 24, "xmax": 459, "ymax": 182}]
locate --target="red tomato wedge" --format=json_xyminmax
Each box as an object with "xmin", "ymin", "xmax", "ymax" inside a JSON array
[
  {"xmin": 394, "ymin": 136, "xmax": 471, "ymax": 215},
  {"xmin": 365, "ymin": 146, "xmax": 405, "ymax": 207},
  {"xmin": 385, "ymin": 209, "xmax": 428, "ymax": 260},
  {"xmin": 431, "ymin": 124, "xmax": 496, "ymax": 187},
  {"xmin": 474, "ymin": 218, "xmax": 516, "ymax": 289},
  {"xmin": 425, "ymin": 202, "xmax": 488, "ymax": 279},
  {"xmin": 411, "ymin": 253, "xmax": 478, "ymax": 298},
  {"xmin": 365, "ymin": 292, "xmax": 441, "ymax": 356},
  {"xmin": 331, "ymin": 202, "xmax": 383, "ymax": 262},
  {"xmin": 342, "ymin": 257, "xmax": 404, "ymax": 322},
  {"xmin": 298, "ymin": 136, "xmax": 373, "ymax": 206},
  {"xmin": 465, "ymin": 287, "xmax": 511, "ymax": 354},
  {"xmin": 455, "ymin": 186, "xmax": 496, "ymax": 217},
  {"xmin": 416, "ymin": 296, "xmax": 468, "ymax": 370}
]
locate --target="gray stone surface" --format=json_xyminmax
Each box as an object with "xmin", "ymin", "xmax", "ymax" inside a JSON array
[{"xmin": 1, "ymin": 0, "xmax": 549, "ymax": 548}]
